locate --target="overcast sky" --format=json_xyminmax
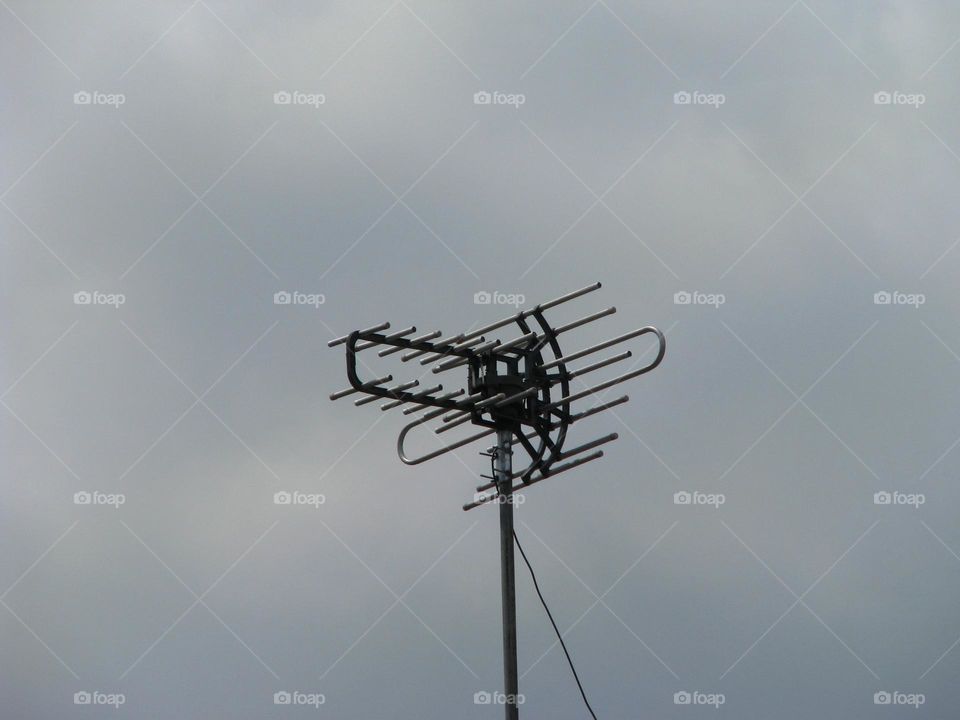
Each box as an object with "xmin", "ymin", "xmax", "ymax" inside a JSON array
[{"xmin": 4, "ymin": 1, "xmax": 960, "ymax": 717}]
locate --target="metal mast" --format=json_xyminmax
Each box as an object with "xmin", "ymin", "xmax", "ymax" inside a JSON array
[{"xmin": 495, "ymin": 430, "xmax": 519, "ymax": 718}]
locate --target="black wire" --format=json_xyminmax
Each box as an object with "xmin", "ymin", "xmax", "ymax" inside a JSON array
[{"xmin": 513, "ymin": 529, "xmax": 598, "ymax": 719}]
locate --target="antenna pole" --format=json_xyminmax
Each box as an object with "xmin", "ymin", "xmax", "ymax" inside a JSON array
[
  {"xmin": 496, "ymin": 429, "xmax": 519, "ymax": 719},
  {"xmin": 331, "ymin": 284, "xmax": 666, "ymax": 716}
]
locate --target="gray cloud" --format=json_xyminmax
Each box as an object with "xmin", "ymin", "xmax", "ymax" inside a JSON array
[{"xmin": 4, "ymin": 1, "xmax": 960, "ymax": 717}]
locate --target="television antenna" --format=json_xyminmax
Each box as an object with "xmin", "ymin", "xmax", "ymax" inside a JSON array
[{"xmin": 329, "ymin": 282, "xmax": 665, "ymax": 718}]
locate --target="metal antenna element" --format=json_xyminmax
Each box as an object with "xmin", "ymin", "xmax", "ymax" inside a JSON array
[{"xmin": 330, "ymin": 282, "xmax": 665, "ymax": 719}]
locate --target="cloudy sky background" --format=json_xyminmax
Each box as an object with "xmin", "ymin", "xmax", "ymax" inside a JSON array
[{"xmin": 4, "ymin": 1, "xmax": 960, "ymax": 717}]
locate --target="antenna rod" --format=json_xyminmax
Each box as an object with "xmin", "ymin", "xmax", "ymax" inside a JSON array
[
  {"xmin": 456, "ymin": 282, "xmax": 603, "ymax": 347},
  {"xmin": 356, "ymin": 325, "xmax": 416, "ymax": 351},
  {"xmin": 327, "ymin": 321, "xmax": 390, "ymax": 347},
  {"xmin": 378, "ymin": 330, "xmax": 441, "ymax": 357}
]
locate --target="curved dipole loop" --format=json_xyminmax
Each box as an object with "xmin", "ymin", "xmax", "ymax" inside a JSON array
[
  {"xmin": 397, "ymin": 417, "xmax": 494, "ymax": 465},
  {"xmin": 641, "ymin": 327, "xmax": 666, "ymax": 373}
]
